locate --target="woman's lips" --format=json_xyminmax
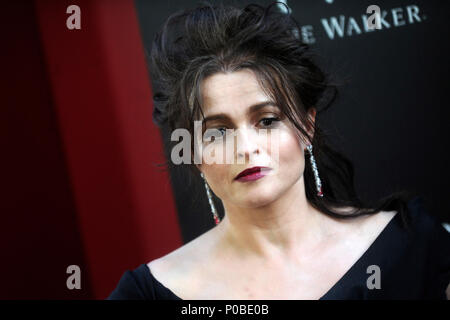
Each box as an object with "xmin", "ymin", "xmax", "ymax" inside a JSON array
[{"xmin": 234, "ymin": 167, "xmax": 271, "ymax": 182}]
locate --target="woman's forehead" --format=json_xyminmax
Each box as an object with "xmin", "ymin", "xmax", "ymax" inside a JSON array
[{"xmin": 200, "ymin": 70, "xmax": 270, "ymax": 114}]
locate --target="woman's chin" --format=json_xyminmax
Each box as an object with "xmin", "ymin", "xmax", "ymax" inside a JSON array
[{"xmin": 234, "ymin": 190, "xmax": 278, "ymax": 208}]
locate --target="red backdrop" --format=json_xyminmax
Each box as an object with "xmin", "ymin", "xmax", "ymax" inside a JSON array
[{"xmin": 0, "ymin": 0, "xmax": 182, "ymax": 299}]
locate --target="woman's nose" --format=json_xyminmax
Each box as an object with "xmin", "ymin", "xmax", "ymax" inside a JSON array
[{"xmin": 234, "ymin": 127, "xmax": 260, "ymax": 163}]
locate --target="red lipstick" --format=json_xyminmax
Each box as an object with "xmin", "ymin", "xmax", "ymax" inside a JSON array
[{"xmin": 234, "ymin": 166, "xmax": 271, "ymax": 182}]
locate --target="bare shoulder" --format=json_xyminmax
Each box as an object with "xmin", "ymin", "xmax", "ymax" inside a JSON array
[
  {"xmin": 324, "ymin": 205, "xmax": 398, "ymax": 238},
  {"xmin": 347, "ymin": 207, "xmax": 398, "ymax": 238},
  {"xmin": 148, "ymin": 225, "xmax": 218, "ymax": 267},
  {"xmin": 146, "ymin": 226, "xmax": 220, "ymax": 297},
  {"xmin": 360, "ymin": 208, "xmax": 398, "ymax": 230}
]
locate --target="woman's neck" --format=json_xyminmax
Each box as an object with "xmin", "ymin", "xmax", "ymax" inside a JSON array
[{"xmin": 216, "ymin": 177, "xmax": 331, "ymax": 262}]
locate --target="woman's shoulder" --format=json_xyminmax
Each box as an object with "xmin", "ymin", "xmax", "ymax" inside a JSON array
[
  {"xmin": 350, "ymin": 196, "xmax": 447, "ymax": 237},
  {"xmin": 327, "ymin": 197, "xmax": 449, "ymax": 299},
  {"xmin": 146, "ymin": 227, "xmax": 220, "ymax": 299},
  {"xmin": 148, "ymin": 224, "xmax": 219, "ymax": 269},
  {"xmin": 402, "ymin": 196, "xmax": 450, "ymax": 299},
  {"xmin": 106, "ymin": 263, "xmax": 157, "ymax": 300},
  {"xmin": 106, "ymin": 235, "xmax": 214, "ymax": 300},
  {"xmin": 396, "ymin": 196, "xmax": 450, "ymax": 242},
  {"xmin": 371, "ymin": 196, "xmax": 450, "ymax": 256},
  {"xmin": 106, "ymin": 255, "xmax": 191, "ymax": 300},
  {"xmin": 406, "ymin": 195, "xmax": 450, "ymax": 248}
]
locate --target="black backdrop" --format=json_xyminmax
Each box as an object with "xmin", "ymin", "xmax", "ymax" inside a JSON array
[{"xmin": 135, "ymin": 0, "xmax": 450, "ymax": 244}]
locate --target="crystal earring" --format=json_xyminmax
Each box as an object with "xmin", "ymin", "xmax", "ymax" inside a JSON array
[
  {"xmin": 305, "ymin": 144, "xmax": 323, "ymax": 197},
  {"xmin": 200, "ymin": 172, "xmax": 221, "ymax": 225}
]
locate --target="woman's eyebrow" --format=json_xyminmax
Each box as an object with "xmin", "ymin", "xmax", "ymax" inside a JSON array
[{"xmin": 203, "ymin": 101, "xmax": 277, "ymax": 124}]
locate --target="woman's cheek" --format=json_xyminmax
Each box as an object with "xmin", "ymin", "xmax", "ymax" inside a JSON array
[
  {"xmin": 277, "ymin": 129, "xmax": 301, "ymax": 155},
  {"xmin": 277, "ymin": 129, "xmax": 305, "ymax": 174},
  {"xmin": 204, "ymin": 164, "xmax": 229, "ymax": 197}
]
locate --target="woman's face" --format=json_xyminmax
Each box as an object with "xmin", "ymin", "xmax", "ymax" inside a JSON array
[{"xmin": 197, "ymin": 69, "xmax": 315, "ymax": 209}]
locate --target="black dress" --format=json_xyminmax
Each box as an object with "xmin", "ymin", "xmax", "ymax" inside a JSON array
[{"xmin": 106, "ymin": 197, "xmax": 450, "ymax": 300}]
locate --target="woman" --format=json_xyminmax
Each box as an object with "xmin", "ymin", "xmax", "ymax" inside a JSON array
[{"xmin": 107, "ymin": 2, "xmax": 450, "ymax": 300}]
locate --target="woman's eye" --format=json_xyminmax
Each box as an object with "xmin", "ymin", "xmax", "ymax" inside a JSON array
[
  {"xmin": 204, "ymin": 127, "xmax": 227, "ymax": 142},
  {"xmin": 209, "ymin": 128, "xmax": 226, "ymax": 138},
  {"xmin": 259, "ymin": 117, "xmax": 280, "ymax": 127}
]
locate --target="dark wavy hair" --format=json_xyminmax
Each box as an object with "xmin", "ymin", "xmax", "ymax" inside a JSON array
[{"xmin": 149, "ymin": 1, "xmax": 416, "ymax": 228}]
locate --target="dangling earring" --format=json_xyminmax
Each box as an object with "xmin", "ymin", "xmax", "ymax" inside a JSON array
[
  {"xmin": 305, "ymin": 144, "xmax": 323, "ymax": 197},
  {"xmin": 200, "ymin": 172, "xmax": 221, "ymax": 225}
]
